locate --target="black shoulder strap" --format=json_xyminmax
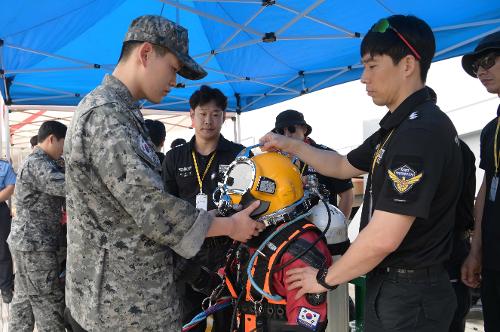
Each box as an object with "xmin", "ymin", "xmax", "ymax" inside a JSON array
[{"xmin": 285, "ymin": 238, "xmax": 327, "ymax": 269}]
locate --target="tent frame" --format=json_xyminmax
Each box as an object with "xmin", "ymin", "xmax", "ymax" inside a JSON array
[{"xmin": 1, "ymin": 1, "xmax": 500, "ymax": 157}]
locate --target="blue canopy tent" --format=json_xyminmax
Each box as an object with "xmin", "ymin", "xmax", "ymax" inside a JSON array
[{"xmin": 0, "ymin": 0, "xmax": 499, "ymax": 149}]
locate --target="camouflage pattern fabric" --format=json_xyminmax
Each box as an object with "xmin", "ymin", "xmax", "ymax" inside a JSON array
[
  {"xmin": 8, "ymin": 146, "xmax": 65, "ymax": 251},
  {"xmin": 9, "ymin": 250, "xmax": 64, "ymax": 332},
  {"xmin": 64, "ymin": 74, "xmax": 212, "ymax": 331}
]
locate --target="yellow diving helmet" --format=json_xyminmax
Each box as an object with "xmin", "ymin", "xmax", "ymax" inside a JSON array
[{"xmin": 213, "ymin": 146, "xmax": 317, "ymax": 226}]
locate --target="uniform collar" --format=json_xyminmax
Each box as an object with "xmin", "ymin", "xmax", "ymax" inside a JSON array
[
  {"xmin": 379, "ymin": 87, "xmax": 432, "ymax": 130},
  {"xmin": 189, "ymin": 134, "xmax": 232, "ymax": 154},
  {"xmin": 102, "ymin": 74, "xmax": 141, "ymax": 111},
  {"xmin": 33, "ymin": 146, "xmax": 52, "ymax": 160},
  {"xmin": 102, "ymin": 74, "xmax": 147, "ymax": 134},
  {"xmin": 497, "ymin": 103, "xmax": 500, "ymax": 117}
]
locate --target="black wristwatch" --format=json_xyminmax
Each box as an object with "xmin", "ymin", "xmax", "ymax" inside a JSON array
[{"xmin": 316, "ymin": 267, "xmax": 338, "ymax": 291}]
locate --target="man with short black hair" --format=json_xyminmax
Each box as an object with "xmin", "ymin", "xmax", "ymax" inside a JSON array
[
  {"xmin": 8, "ymin": 120, "xmax": 67, "ymax": 331},
  {"xmin": 64, "ymin": 16, "xmax": 262, "ymax": 331},
  {"xmin": 163, "ymin": 85, "xmax": 246, "ymax": 332},
  {"xmin": 461, "ymin": 31, "xmax": 500, "ymax": 332},
  {"xmin": 145, "ymin": 119, "xmax": 166, "ymax": 165},
  {"xmin": 261, "ymin": 15, "xmax": 462, "ymax": 331},
  {"xmin": 171, "ymin": 137, "xmax": 187, "ymax": 149}
]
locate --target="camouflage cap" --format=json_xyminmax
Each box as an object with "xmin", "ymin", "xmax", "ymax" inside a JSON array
[{"xmin": 124, "ymin": 15, "xmax": 207, "ymax": 80}]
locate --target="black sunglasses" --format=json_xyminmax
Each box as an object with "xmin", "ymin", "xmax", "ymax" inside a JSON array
[
  {"xmin": 275, "ymin": 125, "xmax": 297, "ymax": 135},
  {"xmin": 371, "ymin": 18, "xmax": 422, "ymax": 61},
  {"xmin": 472, "ymin": 52, "xmax": 499, "ymax": 74}
]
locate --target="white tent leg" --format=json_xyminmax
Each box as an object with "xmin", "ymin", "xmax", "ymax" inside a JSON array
[
  {"xmin": 0, "ymin": 97, "xmax": 4, "ymax": 158},
  {"xmin": 3, "ymin": 102, "xmax": 10, "ymax": 161},
  {"xmin": 236, "ymin": 112, "xmax": 241, "ymax": 143},
  {"xmin": 232, "ymin": 116, "xmax": 237, "ymax": 143}
]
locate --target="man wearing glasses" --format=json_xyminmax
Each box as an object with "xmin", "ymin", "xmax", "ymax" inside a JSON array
[
  {"xmin": 461, "ymin": 31, "xmax": 500, "ymax": 332},
  {"xmin": 260, "ymin": 15, "xmax": 462, "ymax": 331}
]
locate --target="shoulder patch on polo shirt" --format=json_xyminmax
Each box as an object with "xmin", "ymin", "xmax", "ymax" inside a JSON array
[
  {"xmin": 297, "ymin": 307, "xmax": 320, "ymax": 330},
  {"xmin": 388, "ymin": 165, "xmax": 423, "ymax": 194}
]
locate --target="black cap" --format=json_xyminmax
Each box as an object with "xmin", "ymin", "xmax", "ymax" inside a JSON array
[
  {"xmin": 462, "ymin": 31, "xmax": 500, "ymax": 78},
  {"xmin": 273, "ymin": 110, "xmax": 312, "ymax": 136}
]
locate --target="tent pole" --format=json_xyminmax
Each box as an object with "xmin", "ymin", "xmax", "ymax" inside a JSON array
[
  {"xmin": 241, "ymin": 74, "xmax": 300, "ymax": 111},
  {"xmin": 275, "ymin": 0, "xmax": 325, "ymax": 36},
  {"xmin": 202, "ymin": 5, "xmax": 266, "ymax": 65},
  {"xmin": 433, "ymin": 18, "xmax": 500, "ymax": 32},
  {"xmin": 232, "ymin": 116, "xmax": 237, "ymax": 143},
  {"xmin": 6, "ymin": 43, "xmax": 97, "ymax": 66},
  {"xmin": 159, "ymin": 0, "xmax": 262, "ymax": 36},
  {"xmin": 0, "ymin": 100, "xmax": 10, "ymax": 160},
  {"xmin": 206, "ymin": 67, "xmax": 300, "ymax": 93},
  {"xmin": 275, "ymin": 3, "xmax": 355, "ymax": 35},
  {"xmin": 0, "ymin": 97, "xmax": 4, "ymax": 158},
  {"xmin": 435, "ymin": 26, "xmax": 500, "ymax": 57},
  {"xmin": 236, "ymin": 112, "xmax": 241, "ymax": 144},
  {"xmin": 4, "ymin": 103, "xmax": 10, "ymax": 161}
]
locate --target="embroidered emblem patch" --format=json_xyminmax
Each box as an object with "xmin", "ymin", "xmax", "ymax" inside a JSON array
[
  {"xmin": 388, "ymin": 165, "xmax": 423, "ymax": 194},
  {"xmin": 138, "ymin": 136, "xmax": 160, "ymax": 166},
  {"xmin": 297, "ymin": 307, "xmax": 320, "ymax": 330},
  {"xmin": 409, "ymin": 111, "xmax": 419, "ymax": 120},
  {"xmin": 178, "ymin": 166, "xmax": 193, "ymax": 178}
]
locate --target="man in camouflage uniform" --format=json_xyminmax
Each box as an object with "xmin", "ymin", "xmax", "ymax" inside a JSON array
[
  {"xmin": 64, "ymin": 15, "xmax": 262, "ymax": 331},
  {"xmin": 8, "ymin": 120, "xmax": 67, "ymax": 332}
]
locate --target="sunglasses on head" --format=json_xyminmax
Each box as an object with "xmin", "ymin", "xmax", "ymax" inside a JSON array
[
  {"xmin": 371, "ymin": 18, "xmax": 422, "ymax": 61},
  {"xmin": 275, "ymin": 125, "xmax": 297, "ymax": 135},
  {"xmin": 472, "ymin": 52, "xmax": 499, "ymax": 75}
]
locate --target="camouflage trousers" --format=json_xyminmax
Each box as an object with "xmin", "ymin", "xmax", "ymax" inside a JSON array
[{"xmin": 9, "ymin": 250, "xmax": 65, "ymax": 332}]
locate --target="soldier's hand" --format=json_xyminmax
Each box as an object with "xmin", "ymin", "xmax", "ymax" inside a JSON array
[
  {"xmin": 228, "ymin": 201, "xmax": 265, "ymax": 242},
  {"xmin": 461, "ymin": 252, "xmax": 481, "ymax": 288},
  {"xmin": 259, "ymin": 132, "xmax": 295, "ymax": 153}
]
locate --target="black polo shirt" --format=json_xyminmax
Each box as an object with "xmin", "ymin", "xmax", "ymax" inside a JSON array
[
  {"xmin": 299, "ymin": 141, "xmax": 353, "ymax": 207},
  {"xmin": 347, "ymin": 88, "xmax": 463, "ymax": 269},
  {"xmin": 162, "ymin": 134, "xmax": 245, "ymax": 211},
  {"xmin": 479, "ymin": 104, "xmax": 500, "ymax": 271}
]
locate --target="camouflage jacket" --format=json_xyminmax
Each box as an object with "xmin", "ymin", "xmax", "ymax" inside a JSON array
[
  {"xmin": 64, "ymin": 74, "xmax": 212, "ymax": 331},
  {"xmin": 8, "ymin": 147, "xmax": 65, "ymax": 251}
]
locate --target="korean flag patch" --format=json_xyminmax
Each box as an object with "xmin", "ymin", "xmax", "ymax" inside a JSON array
[
  {"xmin": 297, "ymin": 307, "xmax": 320, "ymax": 330},
  {"xmin": 138, "ymin": 136, "xmax": 160, "ymax": 167}
]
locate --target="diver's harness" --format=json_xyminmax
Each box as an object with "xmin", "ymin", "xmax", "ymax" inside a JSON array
[
  {"xmin": 225, "ymin": 215, "xmax": 329, "ymax": 331},
  {"xmin": 223, "ymin": 177, "xmax": 333, "ymax": 331}
]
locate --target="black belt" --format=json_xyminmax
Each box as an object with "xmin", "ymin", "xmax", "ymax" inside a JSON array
[{"xmin": 375, "ymin": 264, "xmax": 445, "ymax": 280}]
